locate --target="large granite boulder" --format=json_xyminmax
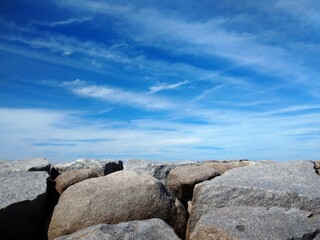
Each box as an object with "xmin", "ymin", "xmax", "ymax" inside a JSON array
[
  {"xmin": 0, "ymin": 171, "xmax": 48, "ymax": 240},
  {"xmin": 190, "ymin": 207, "xmax": 320, "ymax": 240},
  {"xmin": 0, "ymin": 158, "xmax": 50, "ymax": 173},
  {"xmin": 53, "ymin": 158, "xmax": 123, "ymax": 176},
  {"xmin": 55, "ymin": 169, "xmax": 99, "ymax": 194},
  {"xmin": 187, "ymin": 160, "xmax": 320, "ymax": 237},
  {"xmin": 167, "ymin": 165, "xmax": 220, "ymax": 206},
  {"xmin": 55, "ymin": 218, "xmax": 181, "ymax": 240},
  {"xmin": 48, "ymin": 170, "xmax": 187, "ymax": 240}
]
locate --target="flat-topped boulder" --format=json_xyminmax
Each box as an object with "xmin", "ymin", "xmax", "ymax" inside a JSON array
[
  {"xmin": 188, "ymin": 160, "xmax": 320, "ymax": 237},
  {"xmin": 0, "ymin": 158, "xmax": 50, "ymax": 173},
  {"xmin": 190, "ymin": 207, "xmax": 320, "ymax": 240},
  {"xmin": 48, "ymin": 170, "xmax": 187, "ymax": 240},
  {"xmin": 55, "ymin": 169, "xmax": 99, "ymax": 194},
  {"xmin": 53, "ymin": 158, "xmax": 123, "ymax": 176},
  {"xmin": 201, "ymin": 160, "xmax": 260, "ymax": 174},
  {"xmin": 0, "ymin": 171, "xmax": 48, "ymax": 240},
  {"xmin": 54, "ymin": 218, "xmax": 181, "ymax": 240}
]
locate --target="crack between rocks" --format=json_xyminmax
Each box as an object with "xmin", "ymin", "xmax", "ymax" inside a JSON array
[{"xmin": 311, "ymin": 161, "xmax": 319, "ymax": 176}]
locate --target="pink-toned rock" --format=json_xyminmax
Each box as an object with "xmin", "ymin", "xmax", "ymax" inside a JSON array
[
  {"xmin": 167, "ymin": 165, "xmax": 220, "ymax": 205},
  {"xmin": 48, "ymin": 170, "xmax": 187, "ymax": 240},
  {"xmin": 55, "ymin": 169, "xmax": 99, "ymax": 194}
]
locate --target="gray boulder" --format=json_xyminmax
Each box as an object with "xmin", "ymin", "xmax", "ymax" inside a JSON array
[
  {"xmin": 54, "ymin": 218, "xmax": 181, "ymax": 240},
  {"xmin": 189, "ymin": 207, "xmax": 320, "ymax": 240},
  {"xmin": 0, "ymin": 158, "xmax": 50, "ymax": 173},
  {"xmin": 53, "ymin": 158, "xmax": 123, "ymax": 176},
  {"xmin": 55, "ymin": 169, "xmax": 99, "ymax": 194},
  {"xmin": 188, "ymin": 160, "xmax": 320, "ymax": 237},
  {"xmin": 167, "ymin": 165, "xmax": 220, "ymax": 205},
  {"xmin": 124, "ymin": 159, "xmax": 198, "ymax": 184},
  {"xmin": 0, "ymin": 171, "xmax": 48, "ymax": 240},
  {"xmin": 48, "ymin": 170, "xmax": 187, "ymax": 240}
]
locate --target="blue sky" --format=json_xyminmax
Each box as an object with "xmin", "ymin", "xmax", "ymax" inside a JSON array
[{"xmin": 0, "ymin": 0, "xmax": 319, "ymax": 162}]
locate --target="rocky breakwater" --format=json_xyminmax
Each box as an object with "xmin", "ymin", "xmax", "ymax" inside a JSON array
[{"xmin": 0, "ymin": 158, "xmax": 319, "ymax": 240}]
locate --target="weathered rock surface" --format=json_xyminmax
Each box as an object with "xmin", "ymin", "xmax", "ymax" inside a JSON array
[
  {"xmin": 0, "ymin": 171, "xmax": 48, "ymax": 240},
  {"xmin": 188, "ymin": 160, "xmax": 320, "ymax": 237},
  {"xmin": 48, "ymin": 170, "xmax": 187, "ymax": 240},
  {"xmin": 55, "ymin": 218, "xmax": 181, "ymax": 240},
  {"xmin": 53, "ymin": 158, "xmax": 123, "ymax": 176},
  {"xmin": 55, "ymin": 169, "xmax": 99, "ymax": 194},
  {"xmin": 190, "ymin": 207, "xmax": 320, "ymax": 240},
  {"xmin": 167, "ymin": 165, "xmax": 220, "ymax": 205},
  {"xmin": 201, "ymin": 160, "xmax": 259, "ymax": 174},
  {"xmin": 313, "ymin": 160, "xmax": 320, "ymax": 175},
  {"xmin": 0, "ymin": 158, "xmax": 50, "ymax": 173},
  {"xmin": 124, "ymin": 159, "xmax": 178, "ymax": 184}
]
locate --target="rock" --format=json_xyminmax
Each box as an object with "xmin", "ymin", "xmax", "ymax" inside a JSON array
[
  {"xmin": 53, "ymin": 158, "xmax": 123, "ymax": 176},
  {"xmin": 48, "ymin": 170, "xmax": 187, "ymax": 240},
  {"xmin": 187, "ymin": 160, "xmax": 320, "ymax": 237},
  {"xmin": 124, "ymin": 159, "xmax": 176, "ymax": 184},
  {"xmin": 167, "ymin": 165, "xmax": 220, "ymax": 206},
  {"xmin": 0, "ymin": 158, "xmax": 50, "ymax": 173},
  {"xmin": 189, "ymin": 207, "xmax": 320, "ymax": 240},
  {"xmin": 55, "ymin": 169, "xmax": 99, "ymax": 194},
  {"xmin": 201, "ymin": 160, "xmax": 259, "ymax": 174},
  {"xmin": 54, "ymin": 218, "xmax": 181, "ymax": 240},
  {"xmin": 313, "ymin": 160, "xmax": 320, "ymax": 175},
  {"xmin": 124, "ymin": 159, "xmax": 199, "ymax": 184},
  {"xmin": 0, "ymin": 171, "xmax": 48, "ymax": 240}
]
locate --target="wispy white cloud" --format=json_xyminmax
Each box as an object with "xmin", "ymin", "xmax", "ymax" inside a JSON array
[
  {"xmin": 274, "ymin": 0, "xmax": 320, "ymax": 28},
  {"xmin": 31, "ymin": 17, "xmax": 92, "ymax": 27},
  {"xmin": 149, "ymin": 80, "xmax": 189, "ymax": 93},
  {"xmin": 0, "ymin": 107, "xmax": 319, "ymax": 162},
  {"xmin": 55, "ymin": 0, "xmax": 319, "ymax": 89},
  {"xmin": 0, "ymin": 18, "xmax": 130, "ymax": 62},
  {"xmin": 63, "ymin": 79, "xmax": 177, "ymax": 110}
]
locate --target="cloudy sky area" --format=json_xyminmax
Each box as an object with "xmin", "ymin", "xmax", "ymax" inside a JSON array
[{"xmin": 0, "ymin": 0, "xmax": 319, "ymax": 162}]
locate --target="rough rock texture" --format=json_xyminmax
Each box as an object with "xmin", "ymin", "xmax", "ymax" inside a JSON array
[
  {"xmin": 201, "ymin": 160, "xmax": 259, "ymax": 174},
  {"xmin": 55, "ymin": 218, "xmax": 181, "ymax": 240},
  {"xmin": 167, "ymin": 165, "xmax": 220, "ymax": 205},
  {"xmin": 313, "ymin": 160, "xmax": 320, "ymax": 175},
  {"xmin": 124, "ymin": 159, "xmax": 198, "ymax": 184},
  {"xmin": 53, "ymin": 158, "xmax": 123, "ymax": 176},
  {"xmin": 124, "ymin": 159, "xmax": 177, "ymax": 184},
  {"xmin": 0, "ymin": 158, "xmax": 50, "ymax": 173},
  {"xmin": 190, "ymin": 207, "xmax": 320, "ymax": 240},
  {"xmin": 55, "ymin": 169, "xmax": 99, "ymax": 194},
  {"xmin": 0, "ymin": 171, "xmax": 48, "ymax": 240},
  {"xmin": 187, "ymin": 160, "xmax": 320, "ymax": 237},
  {"xmin": 48, "ymin": 170, "xmax": 187, "ymax": 240}
]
